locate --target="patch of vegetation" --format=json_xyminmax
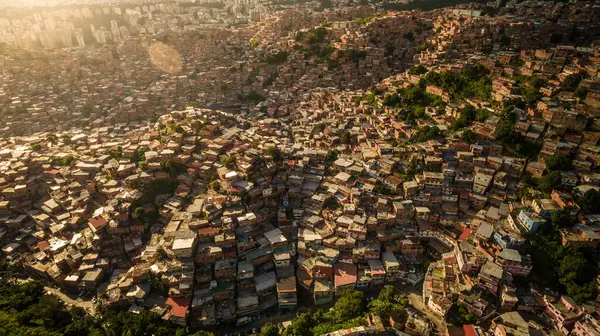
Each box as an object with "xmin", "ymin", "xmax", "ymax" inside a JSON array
[
  {"xmin": 446, "ymin": 303, "xmax": 476, "ymax": 326},
  {"xmin": 494, "ymin": 106, "xmax": 539, "ymax": 158},
  {"xmin": 0, "ymin": 262, "xmax": 196, "ymax": 336},
  {"xmin": 348, "ymin": 49, "xmax": 367, "ymax": 65},
  {"xmin": 54, "ymin": 155, "xmax": 75, "ymax": 166},
  {"xmin": 545, "ymin": 155, "xmax": 572, "ymax": 172},
  {"xmin": 411, "ymin": 125, "xmax": 441, "ymax": 143},
  {"xmin": 450, "ymin": 105, "xmax": 492, "ymax": 131},
  {"xmin": 423, "ymin": 64, "xmax": 492, "ymax": 101},
  {"xmin": 249, "ymin": 38, "xmax": 259, "ymax": 49},
  {"xmin": 460, "ymin": 129, "xmax": 476, "ymax": 144},
  {"xmin": 523, "ymin": 214, "xmax": 598, "ymax": 304},
  {"xmin": 382, "ymin": 85, "xmax": 444, "ymax": 125},
  {"xmin": 327, "ymin": 150, "xmax": 339, "ymax": 161},
  {"xmin": 239, "ymin": 91, "xmax": 265, "ymax": 102},
  {"xmin": 264, "ymin": 50, "xmax": 288, "ymax": 64},
  {"xmin": 408, "ymin": 65, "xmax": 428, "ymax": 76},
  {"xmin": 368, "ymin": 286, "xmax": 408, "ymax": 317},
  {"xmin": 577, "ymin": 189, "xmax": 600, "ymax": 214},
  {"xmin": 323, "ymin": 196, "xmax": 340, "ymax": 210},
  {"xmin": 265, "ymin": 146, "xmax": 282, "ymax": 161},
  {"xmin": 561, "ymin": 74, "xmax": 582, "ymax": 92},
  {"xmin": 295, "ymin": 27, "xmax": 327, "ymax": 44},
  {"xmin": 282, "ymin": 289, "xmax": 365, "ymax": 336}
]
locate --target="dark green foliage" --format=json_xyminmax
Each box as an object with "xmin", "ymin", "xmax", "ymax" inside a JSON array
[
  {"xmin": 545, "ymin": 155, "xmax": 572, "ymax": 172},
  {"xmin": 323, "ymin": 196, "xmax": 339, "ymax": 210},
  {"xmin": 55, "ymin": 155, "xmax": 75, "ymax": 166},
  {"xmin": 149, "ymin": 276, "xmax": 169, "ymax": 297},
  {"xmin": 405, "ymin": 157, "xmax": 424, "ymax": 176},
  {"xmin": 383, "ymin": 85, "xmax": 443, "ymax": 125},
  {"xmin": 106, "ymin": 146, "xmax": 123, "ymax": 160},
  {"xmin": 300, "ymin": 44, "xmax": 335, "ymax": 61},
  {"xmin": 373, "ymin": 184, "xmax": 394, "ymax": 195},
  {"xmin": 265, "ymin": 146, "xmax": 282, "ymax": 160},
  {"xmin": 461, "ymin": 129, "xmax": 476, "ymax": 144},
  {"xmin": 259, "ymin": 322, "xmax": 280, "ymax": 336},
  {"xmin": 493, "ymin": 106, "xmax": 539, "ymax": 157},
  {"xmin": 348, "ymin": 49, "xmax": 367, "ymax": 64},
  {"xmin": 283, "ymin": 290, "xmax": 365, "ymax": 336},
  {"xmin": 161, "ymin": 160, "xmax": 187, "ymax": 177},
  {"xmin": 295, "ymin": 27, "xmax": 327, "ymax": 44},
  {"xmin": 242, "ymin": 91, "xmax": 265, "ymax": 102},
  {"xmin": 31, "ymin": 144, "xmax": 42, "ymax": 151},
  {"xmin": 0, "ymin": 261, "xmax": 201, "ymax": 336},
  {"xmin": 368, "ymin": 286, "xmax": 407, "ymax": 317},
  {"xmin": 327, "ymin": 150, "xmax": 339, "ymax": 161},
  {"xmin": 424, "ymin": 64, "xmax": 492, "ymax": 101},
  {"xmin": 577, "ymin": 189, "xmax": 600, "ymax": 214},
  {"xmin": 575, "ymin": 87, "xmax": 588, "ymax": 100},
  {"xmin": 408, "ymin": 65, "xmax": 427, "ymax": 76},
  {"xmin": 561, "ymin": 74, "xmax": 582, "ymax": 92},
  {"xmin": 265, "ymin": 50, "xmax": 288, "ymax": 64},
  {"xmin": 450, "ymin": 106, "xmax": 490, "ymax": 130},
  {"xmin": 341, "ymin": 132, "xmax": 352, "ymax": 145},
  {"xmin": 189, "ymin": 331, "xmax": 215, "ymax": 336},
  {"xmin": 516, "ymin": 76, "xmax": 545, "ymax": 104},
  {"xmin": 220, "ymin": 154, "xmax": 237, "ymax": 169},
  {"xmin": 539, "ymin": 171, "xmax": 561, "ymax": 193},
  {"xmin": 524, "ymin": 214, "xmax": 598, "ymax": 304},
  {"xmin": 402, "ymin": 31, "xmax": 414, "ymax": 41},
  {"xmin": 412, "ymin": 126, "xmax": 440, "ymax": 143},
  {"xmin": 446, "ymin": 303, "xmax": 476, "ymax": 326},
  {"xmin": 131, "ymin": 147, "xmax": 149, "ymax": 164}
]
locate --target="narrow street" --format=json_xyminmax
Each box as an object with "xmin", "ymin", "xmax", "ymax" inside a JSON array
[
  {"xmin": 403, "ymin": 285, "xmax": 446, "ymax": 334},
  {"xmin": 44, "ymin": 286, "xmax": 96, "ymax": 315},
  {"xmin": 17, "ymin": 278, "xmax": 96, "ymax": 315}
]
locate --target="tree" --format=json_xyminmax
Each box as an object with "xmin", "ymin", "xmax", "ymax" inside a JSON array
[
  {"xmin": 330, "ymin": 289, "xmax": 365, "ymax": 323},
  {"xmin": 341, "ymin": 132, "xmax": 352, "ymax": 145},
  {"xmin": 131, "ymin": 147, "xmax": 148, "ymax": 164},
  {"xmin": 323, "ymin": 196, "xmax": 339, "ymax": 210},
  {"xmin": 220, "ymin": 154, "xmax": 237, "ymax": 169},
  {"xmin": 575, "ymin": 87, "xmax": 588, "ymax": 100},
  {"xmin": 561, "ymin": 74, "xmax": 582, "ymax": 92},
  {"xmin": 460, "ymin": 129, "xmax": 476, "ymax": 144},
  {"xmin": 408, "ymin": 65, "xmax": 427, "ymax": 75},
  {"xmin": 134, "ymin": 207, "xmax": 145, "ymax": 218},
  {"xmin": 368, "ymin": 286, "xmax": 406, "ymax": 317},
  {"xmin": 31, "ymin": 144, "xmax": 42, "ymax": 151},
  {"xmin": 539, "ymin": 171, "xmax": 561, "ymax": 193},
  {"xmin": 265, "ymin": 146, "xmax": 282, "ymax": 161},
  {"xmin": 282, "ymin": 311, "xmax": 315, "ymax": 336},
  {"xmin": 447, "ymin": 303, "xmax": 476, "ymax": 326},
  {"xmin": 577, "ymin": 189, "xmax": 600, "ymax": 213},
  {"xmin": 249, "ymin": 38, "xmax": 259, "ymax": 48},
  {"xmin": 545, "ymin": 155, "xmax": 572, "ymax": 172},
  {"xmin": 412, "ymin": 126, "xmax": 440, "ymax": 143},
  {"xmin": 212, "ymin": 181, "xmax": 222, "ymax": 192},
  {"xmin": 327, "ymin": 150, "xmax": 339, "ymax": 161},
  {"xmin": 259, "ymin": 322, "xmax": 279, "ymax": 336}
]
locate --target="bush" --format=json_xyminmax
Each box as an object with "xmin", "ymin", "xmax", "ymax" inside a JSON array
[{"xmin": 265, "ymin": 50, "xmax": 288, "ymax": 64}]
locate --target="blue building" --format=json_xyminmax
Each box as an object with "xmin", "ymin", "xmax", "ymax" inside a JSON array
[{"xmin": 517, "ymin": 210, "xmax": 546, "ymax": 233}]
